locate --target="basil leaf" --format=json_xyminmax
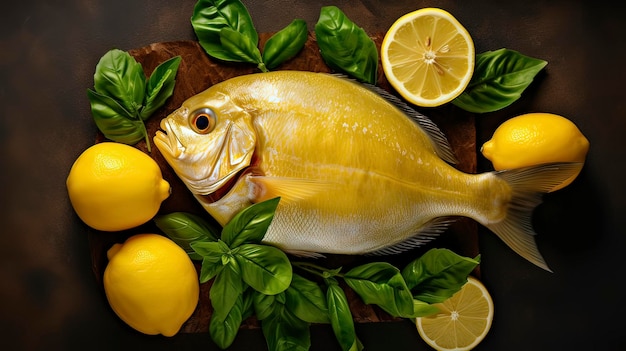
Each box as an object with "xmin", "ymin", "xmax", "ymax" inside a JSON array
[
  {"xmin": 344, "ymin": 262, "xmax": 414, "ymax": 318},
  {"xmin": 210, "ymin": 259, "xmax": 244, "ymax": 318},
  {"xmin": 219, "ymin": 27, "xmax": 263, "ymax": 66},
  {"xmin": 262, "ymin": 19, "xmax": 308, "ymax": 70},
  {"xmin": 402, "ymin": 248, "xmax": 480, "ymax": 304},
  {"xmin": 235, "ymin": 244, "xmax": 292, "ymax": 295},
  {"xmin": 326, "ymin": 279, "xmax": 363, "ymax": 351},
  {"xmin": 412, "ymin": 299, "xmax": 440, "ymax": 318},
  {"xmin": 261, "ymin": 304, "xmax": 311, "ymax": 351},
  {"xmin": 285, "ymin": 273, "xmax": 329, "ymax": 324},
  {"xmin": 93, "ymin": 49, "xmax": 145, "ymax": 116},
  {"xmin": 140, "ymin": 56, "xmax": 181, "ymax": 120},
  {"xmin": 315, "ymin": 6, "xmax": 378, "ymax": 84},
  {"xmin": 199, "ymin": 255, "xmax": 224, "ymax": 283},
  {"xmin": 453, "ymin": 48, "xmax": 548, "ymax": 113},
  {"xmin": 222, "ymin": 197, "xmax": 280, "ymax": 248},
  {"xmin": 209, "ymin": 293, "xmax": 245, "ymax": 349},
  {"xmin": 154, "ymin": 212, "xmax": 220, "ymax": 260},
  {"xmin": 87, "ymin": 89, "xmax": 146, "ymax": 145},
  {"xmin": 253, "ymin": 290, "xmax": 277, "ymax": 320},
  {"xmin": 191, "ymin": 0, "xmax": 258, "ymax": 62}
]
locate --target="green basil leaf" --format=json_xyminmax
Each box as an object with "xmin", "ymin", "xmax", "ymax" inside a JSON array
[
  {"xmin": 154, "ymin": 212, "xmax": 220, "ymax": 260},
  {"xmin": 261, "ymin": 304, "xmax": 311, "ymax": 351},
  {"xmin": 87, "ymin": 89, "xmax": 145, "ymax": 145},
  {"xmin": 209, "ymin": 292, "xmax": 244, "ymax": 349},
  {"xmin": 402, "ymin": 248, "xmax": 480, "ymax": 304},
  {"xmin": 315, "ymin": 6, "xmax": 378, "ymax": 84},
  {"xmin": 140, "ymin": 55, "xmax": 182, "ymax": 120},
  {"xmin": 285, "ymin": 273, "xmax": 329, "ymax": 324},
  {"xmin": 199, "ymin": 255, "xmax": 223, "ymax": 283},
  {"xmin": 262, "ymin": 19, "xmax": 308, "ymax": 70},
  {"xmin": 241, "ymin": 287, "xmax": 256, "ymax": 321},
  {"xmin": 344, "ymin": 262, "xmax": 414, "ymax": 318},
  {"xmin": 93, "ymin": 49, "xmax": 145, "ymax": 116},
  {"xmin": 210, "ymin": 258, "xmax": 244, "ymax": 317},
  {"xmin": 412, "ymin": 299, "xmax": 440, "ymax": 318},
  {"xmin": 191, "ymin": 0, "xmax": 258, "ymax": 62},
  {"xmin": 326, "ymin": 279, "xmax": 363, "ymax": 351},
  {"xmin": 219, "ymin": 27, "xmax": 263, "ymax": 65},
  {"xmin": 453, "ymin": 48, "xmax": 548, "ymax": 113},
  {"xmin": 222, "ymin": 197, "xmax": 280, "ymax": 248},
  {"xmin": 235, "ymin": 244, "xmax": 292, "ymax": 295},
  {"xmin": 253, "ymin": 290, "xmax": 277, "ymax": 320}
]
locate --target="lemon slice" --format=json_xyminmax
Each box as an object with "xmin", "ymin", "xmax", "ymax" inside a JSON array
[
  {"xmin": 416, "ymin": 276, "xmax": 494, "ymax": 351},
  {"xmin": 381, "ymin": 8, "xmax": 474, "ymax": 107}
]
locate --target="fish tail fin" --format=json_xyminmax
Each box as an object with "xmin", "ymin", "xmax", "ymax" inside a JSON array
[{"xmin": 486, "ymin": 162, "xmax": 583, "ymax": 272}]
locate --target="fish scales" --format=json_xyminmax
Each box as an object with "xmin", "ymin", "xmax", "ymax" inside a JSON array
[{"xmin": 154, "ymin": 71, "xmax": 582, "ymax": 271}]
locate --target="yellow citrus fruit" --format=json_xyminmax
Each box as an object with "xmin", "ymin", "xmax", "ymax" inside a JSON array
[
  {"xmin": 103, "ymin": 233, "xmax": 199, "ymax": 337},
  {"xmin": 416, "ymin": 276, "xmax": 494, "ymax": 351},
  {"xmin": 481, "ymin": 112, "xmax": 589, "ymax": 191},
  {"xmin": 66, "ymin": 142, "xmax": 171, "ymax": 231},
  {"xmin": 381, "ymin": 8, "xmax": 475, "ymax": 107}
]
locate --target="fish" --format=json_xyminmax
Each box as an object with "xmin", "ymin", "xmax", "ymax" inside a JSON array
[{"xmin": 154, "ymin": 70, "xmax": 581, "ymax": 271}]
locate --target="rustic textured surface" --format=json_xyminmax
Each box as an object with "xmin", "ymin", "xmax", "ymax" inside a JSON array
[{"xmin": 89, "ymin": 34, "xmax": 478, "ymax": 333}]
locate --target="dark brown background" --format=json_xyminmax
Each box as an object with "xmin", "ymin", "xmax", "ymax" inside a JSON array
[{"xmin": 2, "ymin": 1, "xmax": 625, "ymax": 350}]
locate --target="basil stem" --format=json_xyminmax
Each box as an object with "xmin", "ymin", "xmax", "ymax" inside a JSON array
[
  {"xmin": 262, "ymin": 19, "xmax": 308, "ymax": 70},
  {"xmin": 315, "ymin": 6, "xmax": 378, "ymax": 84},
  {"xmin": 453, "ymin": 48, "xmax": 548, "ymax": 113}
]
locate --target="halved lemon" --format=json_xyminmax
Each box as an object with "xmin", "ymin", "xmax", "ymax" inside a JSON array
[
  {"xmin": 381, "ymin": 8, "xmax": 474, "ymax": 107},
  {"xmin": 416, "ymin": 276, "xmax": 494, "ymax": 351}
]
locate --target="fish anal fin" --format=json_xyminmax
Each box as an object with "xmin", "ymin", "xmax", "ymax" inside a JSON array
[
  {"xmin": 250, "ymin": 176, "xmax": 337, "ymax": 205},
  {"xmin": 367, "ymin": 217, "xmax": 456, "ymax": 256},
  {"xmin": 283, "ymin": 250, "xmax": 326, "ymax": 259}
]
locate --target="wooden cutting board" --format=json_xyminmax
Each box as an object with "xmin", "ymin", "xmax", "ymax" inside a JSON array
[{"xmin": 88, "ymin": 33, "xmax": 478, "ymax": 333}]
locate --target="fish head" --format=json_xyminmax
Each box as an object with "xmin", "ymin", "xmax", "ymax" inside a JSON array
[{"xmin": 154, "ymin": 90, "xmax": 256, "ymax": 196}]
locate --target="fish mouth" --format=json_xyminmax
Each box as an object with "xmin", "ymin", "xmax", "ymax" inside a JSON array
[{"xmin": 154, "ymin": 118, "xmax": 183, "ymax": 158}]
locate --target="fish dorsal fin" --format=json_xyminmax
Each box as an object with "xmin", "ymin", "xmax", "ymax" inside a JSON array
[
  {"xmin": 328, "ymin": 73, "xmax": 458, "ymax": 164},
  {"xmin": 366, "ymin": 217, "xmax": 456, "ymax": 256},
  {"xmin": 365, "ymin": 83, "xmax": 459, "ymax": 165}
]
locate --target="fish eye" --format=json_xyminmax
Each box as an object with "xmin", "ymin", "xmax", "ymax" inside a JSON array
[{"xmin": 190, "ymin": 108, "xmax": 217, "ymax": 134}]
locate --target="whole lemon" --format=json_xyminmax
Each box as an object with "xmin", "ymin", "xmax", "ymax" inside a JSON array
[
  {"xmin": 481, "ymin": 113, "xmax": 589, "ymax": 191},
  {"xmin": 66, "ymin": 142, "xmax": 171, "ymax": 231},
  {"xmin": 103, "ymin": 234, "xmax": 199, "ymax": 337}
]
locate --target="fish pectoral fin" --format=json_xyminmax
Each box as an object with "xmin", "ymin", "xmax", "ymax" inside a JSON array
[
  {"xmin": 366, "ymin": 217, "xmax": 456, "ymax": 256},
  {"xmin": 250, "ymin": 176, "xmax": 338, "ymax": 205}
]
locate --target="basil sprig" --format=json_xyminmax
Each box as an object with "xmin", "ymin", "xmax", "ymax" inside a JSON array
[
  {"xmin": 191, "ymin": 0, "xmax": 307, "ymax": 72},
  {"xmin": 453, "ymin": 48, "xmax": 548, "ymax": 113},
  {"xmin": 155, "ymin": 199, "xmax": 480, "ymax": 351},
  {"xmin": 315, "ymin": 6, "xmax": 378, "ymax": 84},
  {"xmin": 87, "ymin": 49, "xmax": 181, "ymax": 152}
]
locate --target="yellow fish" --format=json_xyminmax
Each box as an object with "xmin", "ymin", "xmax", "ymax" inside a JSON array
[{"xmin": 154, "ymin": 71, "xmax": 580, "ymax": 271}]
